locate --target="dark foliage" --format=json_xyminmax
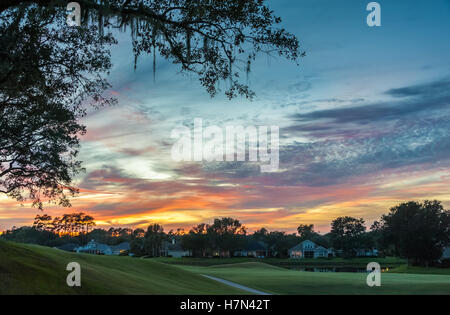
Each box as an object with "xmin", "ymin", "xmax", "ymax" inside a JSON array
[
  {"xmin": 329, "ymin": 216, "xmax": 366, "ymax": 258},
  {"xmin": 1, "ymin": 0, "xmax": 301, "ymax": 207},
  {"xmin": 0, "ymin": 4, "xmax": 115, "ymax": 207},
  {"xmin": 380, "ymin": 200, "xmax": 450, "ymax": 266},
  {"xmin": 3, "ymin": 201, "xmax": 447, "ymax": 263}
]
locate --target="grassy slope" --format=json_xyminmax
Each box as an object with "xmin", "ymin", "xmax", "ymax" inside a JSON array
[
  {"xmin": 153, "ymin": 256, "xmax": 405, "ymax": 268},
  {"xmin": 0, "ymin": 241, "xmax": 246, "ymax": 295},
  {"xmin": 388, "ymin": 265, "xmax": 450, "ymax": 275},
  {"xmin": 177, "ymin": 262, "xmax": 450, "ymax": 295}
]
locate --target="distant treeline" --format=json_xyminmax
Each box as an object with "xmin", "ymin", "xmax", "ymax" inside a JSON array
[{"xmin": 1, "ymin": 200, "xmax": 449, "ymax": 266}]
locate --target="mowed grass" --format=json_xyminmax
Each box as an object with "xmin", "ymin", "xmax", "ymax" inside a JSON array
[
  {"xmin": 153, "ymin": 256, "xmax": 405, "ymax": 268},
  {"xmin": 387, "ymin": 265, "xmax": 450, "ymax": 275},
  {"xmin": 176, "ymin": 262, "xmax": 450, "ymax": 295},
  {"xmin": 0, "ymin": 240, "xmax": 246, "ymax": 295}
]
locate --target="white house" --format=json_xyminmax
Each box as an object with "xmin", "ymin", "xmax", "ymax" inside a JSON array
[
  {"xmin": 355, "ymin": 248, "xmax": 378, "ymax": 257},
  {"xmin": 160, "ymin": 238, "xmax": 191, "ymax": 258},
  {"xmin": 234, "ymin": 240, "xmax": 270, "ymax": 258},
  {"xmin": 75, "ymin": 240, "xmax": 130, "ymax": 255},
  {"xmin": 288, "ymin": 240, "xmax": 332, "ymax": 259},
  {"xmin": 441, "ymin": 247, "xmax": 450, "ymax": 260}
]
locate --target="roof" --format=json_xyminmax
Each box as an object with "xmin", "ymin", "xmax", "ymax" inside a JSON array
[
  {"xmin": 77, "ymin": 240, "xmax": 112, "ymax": 252},
  {"xmin": 94, "ymin": 243, "xmax": 111, "ymax": 252},
  {"xmin": 161, "ymin": 238, "xmax": 188, "ymax": 251},
  {"xmin": 288, "ymin": 240, "xmax": 328, "ymax": 252},
  {"xmin": 112, "ymin": 242, "xmax": 130, "ymax": 251},
  {"xmin": 167, "ymin": 242, "xmax": 184, "ymax": 251},
  {"xmin": 442, "ymin": 247, "xmax": 450, "ymax": 259}
]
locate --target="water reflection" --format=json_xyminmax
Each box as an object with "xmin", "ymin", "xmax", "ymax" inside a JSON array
[{"xmin": 285, "ymin": 266, "xmax": 366, "ymax": 272}]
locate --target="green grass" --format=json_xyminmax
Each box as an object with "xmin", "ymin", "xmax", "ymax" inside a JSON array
[
  {"xmin": 209, "ymin": 262, "xmax": 285, "ymax": 270},
  {"xmin": 153, "ymin": 256, "xmax": 406, "ymax": 268},
  {"xmin": 0, "ymin": 240, "xmax": 246, "ymax": 295},
  {"xmin": 3, "ymin": 241, "xmax": 448, "ymax": 295},
  {"xmin": 176, "ymin": 262, "xmax": 450, "ymax": 295},
  {"xmin": 388, "ymin": 265, "xmax": 450, "ymax": 275}
]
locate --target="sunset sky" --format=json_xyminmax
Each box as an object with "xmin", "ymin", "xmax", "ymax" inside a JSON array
[{"xmin": 1, "ymin": 0, "xmax": 450, "ymax": 234}]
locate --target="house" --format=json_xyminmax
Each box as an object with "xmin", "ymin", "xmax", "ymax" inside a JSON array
[
  {"xmin": 441, "ymin": 247, "xmax": 450, "ymax": 260},
  {"xmin": 112, "ymin": 242, "xmax": 131, "ymax": 255},
  {"xmin": 333, "ymin": 248, "xmax": 378, "ymax": 257},
  {"xmin": 234, "ymin": 240, "xmax": 270, "ymax": 258},
  {"xmin": 160, "ymin": 238, "xmax": 191, "ymax": 258},
  {"xmin": 75, "ymin": 240, "xmax": 130, "ymax": 256},
  {"xmin": 288, "ymin": 240, "xmax": 332, "ymax": 259},
  {"xmin": 75, "ymin": 240, "xmax": 112, "ymax": 255},
  {"xmin": 355, "ymin": 248, "xmax": 378, "ymax": 257}
]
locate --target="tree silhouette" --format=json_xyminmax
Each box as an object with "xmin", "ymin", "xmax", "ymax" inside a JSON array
[
  {"xmin": 207, "ymin": 217, "xmax": 246, "ymax": 257},
  {"xmin": 0, "ymin": 0, "xmax": 301, "ymax": 207},
  {"xmin": 32, "ymin": 212, "xmax": 96, "ymax": 235},
  {"xmin": 296, "ymin": 224, "xmax": 314, "ymax": 240},
  {"xmin": 380, "ymin": 200, "xmax": 450, "ymax": 266},
  {"xmin": 1, "ymin": 5, "xmax": 115, "ymax": 208},
  {"xmin": 330, "ymin": 216, "xmax": 366, "ymax": 257},
  {"xmin": 144, "ymin": 223, "xmax": 165, "ymax": 256}
]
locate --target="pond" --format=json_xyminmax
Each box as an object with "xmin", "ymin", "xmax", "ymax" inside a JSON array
[{"xmin": 283, "ymin": 266, "xmax": 368, "ymax": 273}]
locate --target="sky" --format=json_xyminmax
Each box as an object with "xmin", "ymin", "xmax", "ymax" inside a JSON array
[{"xmin": 1, "ymin": 0, "xmax": 450, "ymax": 234}]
